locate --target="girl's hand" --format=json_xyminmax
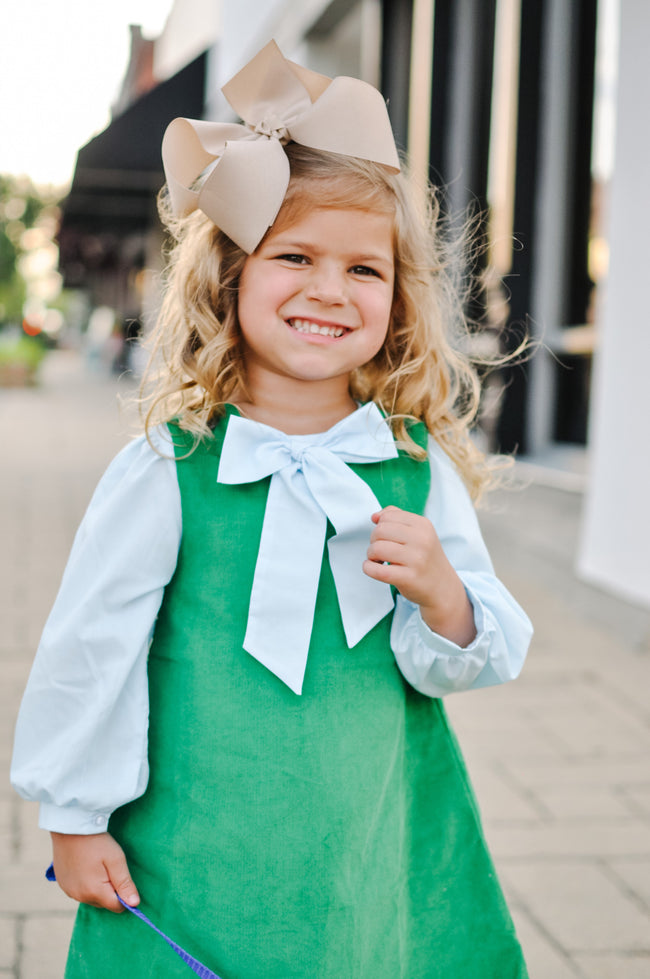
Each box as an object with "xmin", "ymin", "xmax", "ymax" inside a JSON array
[
  {"xmin": 363, "ymin": 506, "xmax": 477, "ymax": 648},
  {"xmin": 50, "ymin": 831, "xmax": 140, "ymax": 913}
]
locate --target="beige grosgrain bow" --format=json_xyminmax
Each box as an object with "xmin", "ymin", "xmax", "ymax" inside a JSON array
[{"xmin": 161, "ymin": 40, "xmax": 400, "ymax": 253}]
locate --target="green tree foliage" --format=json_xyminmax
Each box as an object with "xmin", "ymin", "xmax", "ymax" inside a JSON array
[{"xmin": 0, "ymin": 175, "xmax": 60, "ymax": 326}]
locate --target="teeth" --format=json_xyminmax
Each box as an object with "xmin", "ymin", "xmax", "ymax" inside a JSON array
[{"xmin": 289, "ymin": 318, "xmax": 345, "ymax": 337}]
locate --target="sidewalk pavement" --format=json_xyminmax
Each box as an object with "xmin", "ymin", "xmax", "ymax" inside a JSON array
[{"xmin": 2, "ymin": 349, "xmax": 649, "ymax": 978}]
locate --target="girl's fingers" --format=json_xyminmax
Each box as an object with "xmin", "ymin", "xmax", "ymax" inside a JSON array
[
  {"xmin": 362, "ymin": 558, "xmax": 416, "ymax": 590},
  {"xmin": 372, "ymin": 506, "xmax": 415, "ymax": 527},
  {"xmin": 368, "ymin": 529, "xmax": 436, "ymax": 566},
  {"xmin": 367, "ymin": 508, "xmax": 442, "ymax": 604},
  {"xmin": 362, "ymin": 558, "xmax": 394, "ymax": 583},
  {"xmin": 94, "ymin": 880, "xmax": 127, "ymax": 913},
  {"xmin": 369, "ymin": 520, "xmax": 411, "ymax": 547},
  {"xmin": 104, "ymin": 856, "xmax": 140, "ymax": 909},
  {"xmin": 371, "ymin": 509, "xmax": 438, "ymax": 550},
  {"xmin": 60, "ymin": 874, "xmax": 123, "ymax": 912},
  {"xmin": 366, "ymin": 539, "xmax": 407, "ymax": 565}
]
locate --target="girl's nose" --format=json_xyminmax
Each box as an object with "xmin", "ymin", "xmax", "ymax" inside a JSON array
[{"xmin": 305, "ymin": 264, "xmax": 347, "ymax": 305}]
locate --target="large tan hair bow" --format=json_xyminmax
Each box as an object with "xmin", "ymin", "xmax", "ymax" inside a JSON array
[{"xmin": 161, "ymin": 40, "xmax": 400, "ymax": 253}]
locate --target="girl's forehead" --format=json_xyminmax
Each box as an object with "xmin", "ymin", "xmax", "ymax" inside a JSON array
[
  {"xmin": 273, "ymin": 174, "xmax": 395, "ymax": 227},
  {"xmin": 268, "ymin": 200, "xmax": 396, "ymax": 244}
]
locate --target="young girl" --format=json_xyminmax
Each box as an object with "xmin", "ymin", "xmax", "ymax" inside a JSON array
[{"xmin": 12, "ymin": 40, "xmax": 532, "ymax": 978}]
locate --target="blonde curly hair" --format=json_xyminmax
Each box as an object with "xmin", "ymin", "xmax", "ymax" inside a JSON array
[{"xmin": 139, "ymin": 143, "xmax": 500, "ymax": 500}]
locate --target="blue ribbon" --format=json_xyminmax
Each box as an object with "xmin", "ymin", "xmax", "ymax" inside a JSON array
[{"xmin": 46, "ymin": 864, "xmax": 221, "ymax": 978}]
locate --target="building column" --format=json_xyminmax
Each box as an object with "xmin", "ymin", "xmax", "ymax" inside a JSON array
[
  {"xmin": 381, "ymin": 0, "xmax": 414, "ymax": 153},
  {"xmin": 428, "ymin": 0, "xmax": 497, "ymax": 221},
  {"xmin": 497, "ymin": 0, "xmax": 596, "ymax": 456},
  {"xmin": 495, "ymin": 0, "xmax": 546, "ymax": 454}
]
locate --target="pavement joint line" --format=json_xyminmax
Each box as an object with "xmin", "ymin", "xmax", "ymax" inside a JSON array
[
  {"xmin": 512, "ymin": 901, "xmax": 587, "ymax": 978},
  {"xmin": 491, "ymin": 759, "xmax": 555, "ymax": 820},
  {"xmin": 484, "ymin": 817, "xmax": 649, "ymax": 827},
  {"xmin": 615, "ymin": 784, "xmax": 650, "ymax": 821},
  {"xmin": 597, "ymin": 858, "xmax": 650, "ymax": 916},
  {"xmin": 14, "ymin": 913, "xmax": 24, "ymax": 979},
  {"xmin": 9, "ymin": 797, "xmax": 20, "ymax": 863},
  {"xmin": 588, "ymin": 679, "xmax": 650, "ymax": 730}
]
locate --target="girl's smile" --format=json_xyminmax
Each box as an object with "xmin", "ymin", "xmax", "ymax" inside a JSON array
[
  {"xmin": 237, "ymin": 207, "xmax": 395, "ymax": 394},
  {"xmin": 286, "ymin": 317, "xmax": 348, "ymax": 339}
]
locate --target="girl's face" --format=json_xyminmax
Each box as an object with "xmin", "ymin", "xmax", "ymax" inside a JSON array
[{"xmin": 237, "ymin": 206, "xmax": 395, "ymax": 394}]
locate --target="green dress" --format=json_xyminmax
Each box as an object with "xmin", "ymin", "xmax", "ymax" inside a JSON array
[{"xmin": 65, "ymin": 409, "xmax": 527, "ymax": 978}]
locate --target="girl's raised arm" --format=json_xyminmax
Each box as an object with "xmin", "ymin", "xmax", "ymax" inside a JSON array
[{"xmin": 386, "ymin": 436, "xmax": 532, "ymax": 697}]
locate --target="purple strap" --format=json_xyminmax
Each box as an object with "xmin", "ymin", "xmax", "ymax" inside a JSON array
[{"xmin": 46, "ymin": 865, "xmax": 221, "ymax": 979}]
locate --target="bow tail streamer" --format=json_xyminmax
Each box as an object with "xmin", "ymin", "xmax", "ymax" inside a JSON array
[
  {"xmin": 300, "ymin": 450, "xmax": 396, "ymax": 649},
  {"xmin": 328, "ymin": 533, "xmax": 395, "ymax": 648},
  {"xmin": 243, "ymin": 468, "xmax": 327, "ymax": 694}
]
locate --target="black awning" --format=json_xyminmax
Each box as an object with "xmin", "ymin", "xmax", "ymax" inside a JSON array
[{"xmin": 59, "ymin": 51, "xmax": 207, "ymax": 242}]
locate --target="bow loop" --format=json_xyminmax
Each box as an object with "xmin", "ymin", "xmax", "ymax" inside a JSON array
[
  {"xmin": 162, "ymin": 40, "xmax": 400, "ymax": 253},
  {"xmin": 198, "ymin": 139, "xmax": 291, "ymax": 254},
  {"xmin": 221, "ymin": 39, "xmax": 320, "ymax": 131},
  {"xmin": 217, "ymin": 404, "xmax": 399, "ymax": 693}
]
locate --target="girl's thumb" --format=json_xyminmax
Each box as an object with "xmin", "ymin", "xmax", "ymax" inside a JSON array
[{"xmin": 107, "ymin": 861, "xmax": 140, "ymax": 907}]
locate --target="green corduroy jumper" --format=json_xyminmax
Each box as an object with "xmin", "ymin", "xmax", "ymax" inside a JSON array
[{"xmin": 65, "ymin": 408, "xmax": 527, "ymax": 978}]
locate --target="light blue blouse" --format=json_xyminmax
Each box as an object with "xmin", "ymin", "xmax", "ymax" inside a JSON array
[{"xmin": 11, "ymin": 419, "xmax": 532, "ymax": 835}]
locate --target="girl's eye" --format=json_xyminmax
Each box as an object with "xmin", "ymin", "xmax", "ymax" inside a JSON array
[
  {"xmin": 350, "ymin": 265, "xmax": 381, "ymax": 277},
  {"xmin": 276, "ymin": 254, "xmax": 309, "ymax": 265}
]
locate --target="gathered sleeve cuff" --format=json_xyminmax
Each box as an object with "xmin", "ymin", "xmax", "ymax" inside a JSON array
[
  {"xmin": 390, "ymin": 437, "xmax": 533, "ymax": 698},
  {"xmin": 10, "ymin": 427, "xmax": 181, "ymax": 832},
  {"xmin": 39, "ymin": 803, "xmax": 113, "ymax": 835}
]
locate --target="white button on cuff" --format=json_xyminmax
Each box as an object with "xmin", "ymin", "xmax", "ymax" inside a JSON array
[{"xmin": 93, "ymin": 815, "xmax": 108, "ymax": 827}]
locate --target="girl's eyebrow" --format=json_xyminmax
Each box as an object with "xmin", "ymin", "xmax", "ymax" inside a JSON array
[{"xmin": 269, "ymin": 239, "xmax": 393, "ymax": 267}]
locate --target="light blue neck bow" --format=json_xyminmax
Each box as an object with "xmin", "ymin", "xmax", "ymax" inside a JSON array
[{"xmin": 217, "ymin": 403, "xmax": 399, "ymax": 693}]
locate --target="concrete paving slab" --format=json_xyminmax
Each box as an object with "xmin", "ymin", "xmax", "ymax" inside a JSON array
[
  {"xmin": 486, "ymin": 820, "xmax": 650, "ymax": 860},
  {"xmin": 0, "ymin": 863, "xmax": 76, "ymax": 915},
  {"xmin": 526, "ymin": 780, "xmax": 644, "ymax": 821},
  {"xmin": 21, "ymin": 913, "xmax": 76, "ymax": 978},
  {"xmin": 499, "ymin": 758, "xmax": 650, "ymax": 788},
  {"xmin": 16, "ymin": 800, "xmax": 49, "ymax": 867},
  {"xmin": 501, "ymin": 861, "xmax": 650, "ymax": 952},
  {"xmin": 459, "ymin": 764, "xmax": 545, "ymax": 822},
  {"xmin": 618, "ymin": 784, "xmax": 650, "ymax": 820},
  {"xmin": 609, "ymin": 857, "xmax": 650, "ymax": 909},
  {"xmin": 572, "ymin": 953, "xmax": 650, "ymax": 978},
  {"xmin": 509, "ymin": 907, "xmax": 581, "ymax": 979},
  {"xmin": 0, "ymin": 916, "xmax": 15, "ymax": 970}
]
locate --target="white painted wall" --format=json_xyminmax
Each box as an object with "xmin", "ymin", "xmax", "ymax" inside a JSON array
[
  {"xmin": 218, "ymin": 0, "xmax": 329, "ymax": 84},
  {"xmin": 578, "ymin": 0, "xmax": 650, "ymax": 608},
  {"xmin": 206, "ymin": 1, "xmax": 375, "ymax": 121},
  {"xmin": 154, "ymin": 0, "xmax": 221, "ymax": 81}
]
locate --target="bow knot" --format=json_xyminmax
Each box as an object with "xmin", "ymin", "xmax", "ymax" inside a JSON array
[
  {"xmin": 289, "ymin": 440, "xmax": 311, "ymax": 468},
  {"xmin": 217, "ymin": 404, "xmax": 399, "ymax": 693},
  {"xmin": 254, "ymin": 113, "xmax": 290, "ymax": 142},
  {"xmin": 162, "ymin": 40, "xmax": 400, "ymax": 254}
]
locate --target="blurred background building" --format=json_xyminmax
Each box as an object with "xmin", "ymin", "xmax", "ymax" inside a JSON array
[{"xmin": 55, "ymin": 0, "xmax": 649, "ymax": 610}]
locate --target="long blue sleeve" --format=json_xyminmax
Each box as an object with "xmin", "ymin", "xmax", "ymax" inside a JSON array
[
  {"xmin": 390, "ymin": 437, "xmax": 533, "ymax": 697},
  {"xmin": 10, "ymin": 428, "xmax": 181, "ymax": 833}
]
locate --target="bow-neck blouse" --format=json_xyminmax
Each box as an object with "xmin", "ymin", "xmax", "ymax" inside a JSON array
[{"xmin": 11, "ymin": 410, "xmax": 532, "ymax": 835}]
